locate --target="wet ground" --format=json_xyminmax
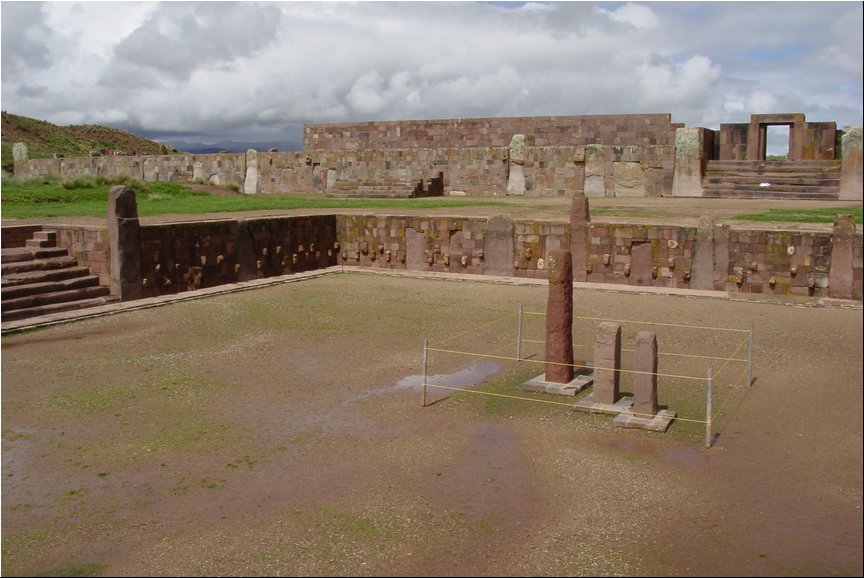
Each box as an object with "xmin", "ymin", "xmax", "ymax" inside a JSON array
[{"xmin": 2, "ymin": 272, "xmax": 861, "ymax": 576}]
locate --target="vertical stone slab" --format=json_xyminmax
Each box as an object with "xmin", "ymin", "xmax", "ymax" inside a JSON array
[
  {"xmin": 569, "ymin": 192, "xmax": 590, "ymax": 282},
  {"xmin": 244, "ymin": 148, "xmax": 259, "ymax": 194},
  {"xmin": 630, "ymin": 243, "xmax": 654, "ymax": 286},
  {"xmin": 484, "ymin": 215, "xmax": 515, "ymax": 277},
  {"xmin": 632, "ymin": 331, "xmax": 658, "ymax": 418},
  {"xmin": 583, "ymin": 145, "xmax": 607, "ymax": 197},
  {"xmin": 107, "ymin": 185, "xmax": 143, "ymax": 301},
  {"xmin": 235, "ymin": 219, "xmax": 258, "ymax": 281},
  {"xmin": 839, "ymin": 126, "xmax": 862, "ymax": 201},
  {"xmin": 544, "ymin": 250, "xmax": 574, "ymax": 384},
  {"xmin": 671, "ymin": 127, "xmax": 706, "ymax": 197},
  {"xmin": 690, "ymin": 216, "xmax": 715, "ymax": 290},
  {"xmin": 506, "ymin": 134, "xmax": 527, "ymax": 195},
  {"xmin": 12, "ymin": 142, "xmax": 28, "ymax": 177},
  {"xmin": 405, "ymin": 227, "xmax": 425, "ymax": 271},
  {"xmin": 713, "ymin": 224, "xmax": 730, "ymax": 291},
  {"xmin": 828, "ymin": 215, "xmax": 856, "ymax": 300},
  {"xmin": 593, "ymin": 322, "xmax": 621, "ymax": 404}
]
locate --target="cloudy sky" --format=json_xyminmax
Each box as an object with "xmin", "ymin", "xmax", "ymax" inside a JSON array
[{"xmin": 2, "ymin": 1, "xmax": 862, "ymax": 150}]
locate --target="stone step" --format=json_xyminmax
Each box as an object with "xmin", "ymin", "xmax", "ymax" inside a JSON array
[
  {"xmin": 1, "ymin": 266, "xmax": 94, "ymax": 288},
  {"xmin": 707, "ymin": 160, "xmax": 841, "ymax": 172},
  {"xmin": 702, "ymin": 189, "xmax": 838, "ymax": 200},
  {"xmin": 1, "ymin": 274, "xmax": 101, "ymax": 300},
  {"xmin": 1, "ymin": 285, "xmax": 112, "ymax": 313},
  {"xmin": 1, "ymin": 295, "xmax": 120, "ymax": 323},
  {"xmin": 33, "ymin": 230, "xmax": 58, "ymax": 244},
  {"xmin": 1, "ymin": 255, "xmax": 79, "ymax": 275},
  {"xmin": 703, "ymin": 173, "xmax": 840, "ymax": 184},
  {"xmin": 702, "ymin": 181, "xmax": 839, "ymax": 194},
  {"xmin": 1, "ymin": 246, "xmax": 70, "ymax": 263}
]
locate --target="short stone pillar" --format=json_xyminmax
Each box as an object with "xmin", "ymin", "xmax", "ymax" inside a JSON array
[
  {"xmin": 569, "ymin": 192, "xmax": 590, "ymax": 282},
  {"xmin": 107, "ymin": 185, "xmax": 143, "ymax": 301},
  {"xmin": 690, "ymin": 216, "xmax": 714, "ymax": 290},
  {"xmin": 828, "ymin": 215, "xmax": 857, "ymax": 300},
  {"xmin": 243, "ymin": 148, "xmax": 259, "ymax": 194},
  {"xmin": 839, "ymin": 126, "xmax": 862, "ymax": 201},
  {"xmin": 632, "ymin": 331, "xmax": 659, "ymax": 418},
  {"xmin": 671, "ymin": 127, "xmax": 709, "ymax": 197},
  {"xmin": 593, "ymin": 322, "xmax": 621, "ymax": 404},
  {"xmin": 506, "ymin": 134, "xmax": 527, "ymax": 196},
  {"xmin": 544, "ymin": 250, "xmax": 574, "ymax": 384}
]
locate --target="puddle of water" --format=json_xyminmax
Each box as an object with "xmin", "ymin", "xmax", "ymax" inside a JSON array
[{"xmin": 355, "ymin": 360, "xmax": 502, "ymax": 401}]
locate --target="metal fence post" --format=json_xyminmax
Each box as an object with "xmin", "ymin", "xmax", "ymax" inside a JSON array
[
  {"xmin": 421, "ymin": 338, "xmax": 429, "ymax": 408},
  {"xmin": 748, "ymin": 323, "xmax": 753, "ymax": 387},
  {"xmin": 516, "ymin": 305, "xmax": 523, "ymax": 362},
  {"xmin": 705, "ymin": 368, "xmax": 713, "ymax": 449}
]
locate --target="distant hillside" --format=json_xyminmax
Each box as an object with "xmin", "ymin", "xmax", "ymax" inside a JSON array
[{"xmin": 1, "ymin": 112, "xmax": 175, "ymax": 173}]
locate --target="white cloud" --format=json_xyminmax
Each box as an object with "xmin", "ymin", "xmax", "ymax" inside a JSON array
[{"xmin": 0, "ymin": 1, "xmax": 860, "ymax": 146}]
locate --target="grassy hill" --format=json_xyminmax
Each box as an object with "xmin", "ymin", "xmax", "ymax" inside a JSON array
[{"xmin": 1, "ymin": 112, "xmax": 174, "ymax": 173}]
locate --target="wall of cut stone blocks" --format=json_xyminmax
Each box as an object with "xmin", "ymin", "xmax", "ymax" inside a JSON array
[
  {"xmin": 52, "ymin": 226, "xmax": 112, "ymax": 287},
  {"xmin": 134, "ymin": 216, "xmax": 338, "ymax": 298},
  {"xmin": 304, "ymin": 114, "xmax": 683, "ymax": 151},
  {"xmin": 1, "ymin": 225, "xmax": 44, "ymax": 248}
]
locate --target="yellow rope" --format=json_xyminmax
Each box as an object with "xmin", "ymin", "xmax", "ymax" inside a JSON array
[
  {"xmin": 426, "ymin": 346, "xmax": 711, "ymax": 382},
  {"xmin": 711, "ymin": 335, "xmax": 751, "ymax": 381},
  {"xmin": 433, "ymin": 315, "xmax": 514, "ymax": 348},
  {"xmin": 522, "ymin": 311, "xmax": 749, "ymax": 333},
  {"xmin": 423, "ymin": 382, "xmax": 709, "ymax": 424},
  {"xmin": 519, "ymin": 339, "xmax": 748, "ymax": 363},
  {"xmin": 711, "ymin": 364, "xmax": 753, "ymax": 421}
]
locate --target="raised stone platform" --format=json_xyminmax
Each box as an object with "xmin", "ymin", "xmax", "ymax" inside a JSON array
[
  {"xmin": 522, "ymin": 373, "xmax": 593, "ymax": 396},
  {"xmin": 613, "ymin": 408, "xmax": 677, "ymax": 432},
  {"xmin": 572, "ymin": 394, "xmax": 635, "ymax": 415}
]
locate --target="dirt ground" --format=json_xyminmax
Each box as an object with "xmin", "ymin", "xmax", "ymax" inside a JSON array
[
  {"xmin": 4, "ymin": 195, "xmax": 861, "ymax": 232},
  {"xmin": 1, "ymin": 271, "xmax": 861, "ymax": 577}
]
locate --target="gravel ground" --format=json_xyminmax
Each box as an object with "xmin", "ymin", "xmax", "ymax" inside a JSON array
[{"xmin": 1, "ymin": 272, "xmax": 861, "ymax": 576}]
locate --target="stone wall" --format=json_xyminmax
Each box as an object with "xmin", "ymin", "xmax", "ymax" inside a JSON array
[
  {"xmin": 304, "ymin": 114, "xmax": 683, "ymax": 151},
  {"xmin": 136, "ymin": 215, "xmax": 337, "ymax": 298}
]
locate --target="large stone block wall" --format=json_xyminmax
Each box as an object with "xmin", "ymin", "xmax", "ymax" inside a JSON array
[
  {"xmin": 334, "ymin": 215, "xmax": 861, "ymax": 300},
  {"xmin": 136, "ymin": 215, "xmax": 337, "ymax": 298},
  {"xmin": 53, "ymin": 226, "xmax": 112, "ymax": 287},
  {"xmin": 304, "ymin": 114, "xmax": 683, "ymax": 151}
]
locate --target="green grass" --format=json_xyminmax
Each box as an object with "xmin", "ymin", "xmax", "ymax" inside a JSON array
[
  {"xmin": 733, "ymin": 207, "xmax": 862, "ymax": 224},
  {"xmin": 0, "ymin": 174, "xmax": 505, "ymax": 218}
]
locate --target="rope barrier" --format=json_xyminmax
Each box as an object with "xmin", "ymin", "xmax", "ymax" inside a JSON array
[
  {"xmin": 422, "ymin": 382, "xmax": 710, "ymax": 424},
  {"xmin": 522, "ymin": 311, "xmax": 750, "ymax": 333},
  {"xmin": 711, "ymin": 363, "xmax": 753, "ymax": 421},
  {"xmin": 710, "ymin": 334, "xmax": 751, "ymax": 382},
  {"xmin": 426, "ymin": 346, "xmax": 711, "ymax": 382},
  {"xmin": 519, "ymin": 338, "xmax": 748, "ymax": 363}
]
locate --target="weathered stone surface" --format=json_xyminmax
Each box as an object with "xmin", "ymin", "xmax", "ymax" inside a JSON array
[
  {"xmin": 544, "ymin": 250, "xmax": 574, "ymax": 384},
  {"xmin": 840, "ymin": 126, "xmax": 862, "ymax": 201},
  {"xmin": 593, "ymin": 322, "xmax": 621, "ymax": 404},
  {"xmin": 612, "ymin": 162, "xmax": 645, "ymax": 197},
  {"xmin": 235, "ymin": 220, "xmax": 258, "ymax": 281},
  {"xmin": 828, "ymin": 215, "xmax": 856, "ymax": 299},
  {"xmin": 713, "ymin": 224, "xmax": 730, "ymax": 291},
  {"xmin": 405, "ymin": 227, "xmax": 425, "ymax": 271},
  {"xmin": 12, "ymin": 142, "xmax": 28, "ymax": 162},
  {"xmin": 244, "ymin": 149, "xmax": 259, "ymax": 194},
  {"xmin": 508, "ymin": 134, "xmax": 527, "ymax": 165},
  {"xmin": 484, "ymin": 215, "xmax": 515, "ymax": 277},
  {"xmin": 630, "ymin": 243, "xmax": 654, "ymax": 286},
  {"xmin": 632, "ymin": 331, "xmax": 658, "ymax": 418},
  {"xmin": 691, "ymin": 216, "xmax": 714, "ymax": 290},
  {"xmin": 569, "ymin": 192, "xmax": 590, "ymax": 282},
  {"xmin": 584, "ymin": 145, "xmax": 607, "ymax": 197},
  {"xmin": 107, "ymin": 185, "xmax": 143, "ymax": 301},
  {"xmin": 507, "ymin": 163, "xmax": 526, "ymax": 196},
  {"xmin": 671, "ymin": 127, "xmax": 705, "ymax": 197}
]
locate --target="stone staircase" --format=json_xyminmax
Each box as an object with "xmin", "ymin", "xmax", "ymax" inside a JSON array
[
  {"xmin": 702, "ymin": 160, "xmax": 841, "ymax": 200},
  {"xmin": 2, "ymin": 231, "xmax": 117, "ymax": 322},
  {"xmin": 327, "ymin": 172, "xmax": 444, "ymax": 199}
]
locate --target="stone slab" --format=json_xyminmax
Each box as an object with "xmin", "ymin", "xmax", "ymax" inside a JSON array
[
  {"xmin": 522, "ymin": 373, "xmax": 593, "ymax": 396},
  {"xmin": 612, "ymin": 408, "xmax": 677, "ymax": 432},
  {"xmin": 573, "ymin": 394, "xmax": 634, "ymax": 415}
]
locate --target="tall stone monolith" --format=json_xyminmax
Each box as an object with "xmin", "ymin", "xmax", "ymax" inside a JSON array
[
  {"xmin": 107, "ymin": 185, "xmax": 143, "ymax": 301},
  {"xmin": 593, "ymin": 322, "xmax": 621, "ymax": 404},
  {"xmin": 828, "ymin": 214, "xmax": 856, "ymax": 300},
  {"xmin": 506, "ymin": 134, "xmax": 527, "ymax": 195},
  {"xmin": 544, "ymin": 250, "xmax": 574, "ymax": 384},
  {"xmin": 569, "ymin": 192, "xmax": 590, "ymax": 282},
  {"xmin": 632, "ymin": 331, "xmax": 659, "ymax": 417},
  {"xmin": 244, "ymin": 148, "xmax": 259, "ymax": 194}
]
